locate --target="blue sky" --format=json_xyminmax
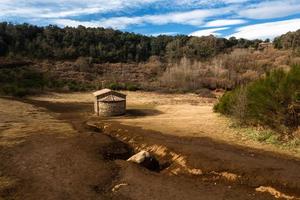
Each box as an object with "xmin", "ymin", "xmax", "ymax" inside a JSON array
[{"xmin": 1, "ymin": 0, "xmax": 300, "ymax": 39}]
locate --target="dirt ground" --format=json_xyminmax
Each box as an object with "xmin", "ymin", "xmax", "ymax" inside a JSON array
[
  {"xmin": 0, "ymin": 98, "xmax": 125, "ymax": 200},
  {"xmin": 31, "ymin": 91, "xmax": 300, "ymax": 158},
  {"xmin": 1, "ymin": 92, "xmax": 300, "ymax": 199}
]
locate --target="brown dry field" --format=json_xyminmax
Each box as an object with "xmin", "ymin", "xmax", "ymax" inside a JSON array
[
  {"xmin": 31, "ymin": 91, "xmax": 300, "ymax": 158},
  {"xmin": 1, "ymin": 91, "xmax": 300, "ymax": 200}
]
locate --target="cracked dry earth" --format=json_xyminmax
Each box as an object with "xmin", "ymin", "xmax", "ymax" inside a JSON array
[{"xmin": 0, "ymin": 95, "xmax": 300, "ymax": 200}]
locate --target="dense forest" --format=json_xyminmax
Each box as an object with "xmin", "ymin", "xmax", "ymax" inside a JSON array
[{"xmin": 0, "ymin": 22, "xmax": 264, "ymax": 62}]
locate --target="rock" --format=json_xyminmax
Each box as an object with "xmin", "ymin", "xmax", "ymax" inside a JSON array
[
  {"xmin": 127, "ymin": 150, "xmax": 160, "ymax": 171},
  {"xmin": 112, "ymin": 183, "xmax": 128, "ymax": 192},
  {"xmin": 127, "ymin": 150, "xmax": 150, "ymax": 163}
]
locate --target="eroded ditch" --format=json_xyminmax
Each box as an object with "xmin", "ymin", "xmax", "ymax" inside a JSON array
[
  {"xmin": 85, "ymin": 122, "xmax": 164, "ymax": 172},
  {"xmin": 86, "ymin": 120, "xmax": 300, "ymax": 200}
]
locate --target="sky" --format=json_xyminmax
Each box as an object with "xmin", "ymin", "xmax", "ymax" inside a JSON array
[{"xmin": 1, "ymin": 0, "xmax": 300, "ymax": 39}]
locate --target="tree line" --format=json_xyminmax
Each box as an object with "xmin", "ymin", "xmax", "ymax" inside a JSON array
[{"xmin": 0, "ymin": 22, "xmax": 263, "ymax": 63}]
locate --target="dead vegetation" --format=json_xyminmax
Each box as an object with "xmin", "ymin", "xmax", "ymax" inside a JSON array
[
  {"xmin": 1, "ymin": 47, "xmax": 295, "ymax": 96},
  {"xmin": 159, "ymin": 48, "xmax": 293, "ymax": 91}
]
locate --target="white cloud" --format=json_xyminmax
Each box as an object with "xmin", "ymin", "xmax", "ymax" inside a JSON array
[
  {"xmin": 229, "ymin": 18, "xmax": 300, "ymax": 39},
  {"xmin": 0, "ymin": 0, "xmax": 162, "ymax": 18},
  {"xmin": 189, "ymin": 27, "xmax": 228, "ymax": 37},
  {"xmin": 204, "ymin": 19, "xmax": 246, "ymax": 27},
  {"xmin": 1, "ymin": 0, "xmax": 300, "ymax": 38},
  {"xmin": 54, "ymin": 7, "xmax": 233, "ymax": 29},
  {"xmin": 53, "ymin": 19, "xmax": 100, "ymax": 28},
  {"xmin": 238, "ymin": 0, "xmax": 300, "ymax": 19},
  {"xmin": 150, "ymin": 32, "xmax": 178, "ymax": 36},
  {"xmin": 143, "ymin": 8, "xmax": 231, "ymax": 26},
  {"xmin": 174, "ymin": 0, "xmax": 249, "ymax": 6}
]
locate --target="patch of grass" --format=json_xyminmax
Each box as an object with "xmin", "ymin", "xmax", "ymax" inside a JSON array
[
  {"xmin": 230, "ymin": 122, "xmax": 300, "ymax": 150},
  {"xmin": 281, "ymin": 138, "xmax": 300, "ymax": 149},
  {"xmin": 240, "ymin": 127, "xmax": 280, "ymax": 145}
]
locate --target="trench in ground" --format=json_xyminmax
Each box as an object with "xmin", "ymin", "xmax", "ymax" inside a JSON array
[
  {"xmin": 85, "ymin": 121, "xmax": 300, "ymax": 200},
  {"xmin": 85, "ymin": 123, "xmax": 169, "ymax": 172}
]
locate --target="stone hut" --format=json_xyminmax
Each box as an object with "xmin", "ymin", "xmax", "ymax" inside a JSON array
[
  {"xmin": 258, "ymin": 42, "xmax": 272, "ymax": 50},
  {"xmin": 93, "ymin": 89, "xmax": 126, "ymax": 116}
]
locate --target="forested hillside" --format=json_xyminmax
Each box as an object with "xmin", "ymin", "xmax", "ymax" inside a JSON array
[
  {"xmin": 0, "ymin": 22, "xmax": 263, "ymax": 62},
  {"xmin": 1, "ymin": 23, "xmax": 300, "ymax": 97}
]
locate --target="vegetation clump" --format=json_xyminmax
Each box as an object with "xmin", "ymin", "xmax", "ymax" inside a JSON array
[
  {"xmin": 107, "ymin": 82, "xmax": 140, "ymax": 91},
  {"xmin": 0, "ymin": 67, "xmax": 47, "ymax": 97},
  {"xmin": 214, "ymin": 65, "xmax": 300, "ymax": 134}
]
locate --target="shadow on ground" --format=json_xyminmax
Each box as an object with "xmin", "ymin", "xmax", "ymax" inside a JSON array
[{"xmin": 125, "ymin": 109, "xmax": 163, "ymax": 117}]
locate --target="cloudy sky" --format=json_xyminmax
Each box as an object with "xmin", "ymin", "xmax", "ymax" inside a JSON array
[{"xmin": 1, "ymin": 0, "xmax": 300, "ymax": 39}]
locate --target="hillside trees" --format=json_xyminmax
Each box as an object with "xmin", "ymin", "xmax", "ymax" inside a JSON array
[{"xmin": 0, "ymin": 22, "xmax": 264, "ymax": 62}]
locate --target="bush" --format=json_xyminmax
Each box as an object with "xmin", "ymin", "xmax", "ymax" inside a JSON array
[
  {"xmin": 107, "ymin": 82, "xmax": 140, "ymax": 91},
  {"xmin": 107, "ymin": 82, "xmax": 124, "ymax": 90},
  {"xmin": 0, "ymin": 67, "xmax": 46, "ymax": 97},
  {"xmin": 125, "ymin": 83, "xmax": 140, "ymax": 91},
  {"xmin": 214, "ymin": 65, "xmax": 300, "ymax": 133},
  {"xmin": 213, "ymin": 90, "xmax": 236, "ymax": 114}
]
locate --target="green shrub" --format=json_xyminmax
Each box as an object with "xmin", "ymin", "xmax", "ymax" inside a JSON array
[
  {"xmin": 0, "ymin": 67, "xmax": 46, "ymax": 97},
  {"xmin": 12, "ymin": 87, "xmax": 30, "ymax": 97},
  {"xmin": 213, "ymin": 91, "xmax": 235, "ymax": 114},
  {"xmin": 107, "ymin": 82, "xmax": 124, "ymax": 90},
  {"xmin": 107, "ymin": 82, "xmax": 140, "ymax": 91},
  {"xmin": 125, "ymin": 83, "xmax": 140, "ymax": 91},
  {"xmin": 214, "ymin": 65, "xmax": 300, "ymax": 133}
]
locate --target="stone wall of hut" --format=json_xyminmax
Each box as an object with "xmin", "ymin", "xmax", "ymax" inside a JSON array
[{"xmin": 95, "ymin": 100, "xmax": 126, "ymax": 116}]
